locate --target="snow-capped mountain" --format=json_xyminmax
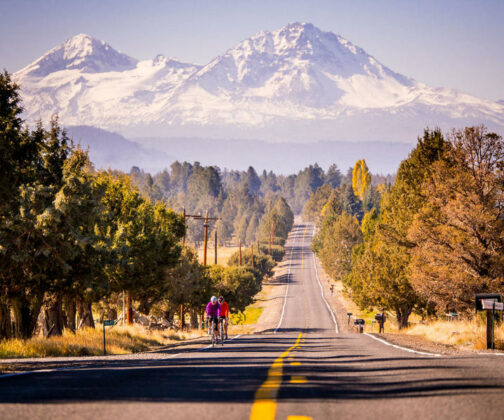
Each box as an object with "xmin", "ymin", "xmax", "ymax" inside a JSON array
[{"xmin": 14, "ymin": 23, "xmax": 504, "ymax": 142}]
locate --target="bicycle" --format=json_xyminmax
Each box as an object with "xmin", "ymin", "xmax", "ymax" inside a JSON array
[
  {"xmin": 209, "ymin": 318, "xmax": 217, "ymax": 348},
  {"xmin": 218, "ymin": 317, "xmax": 224, "ymax": 346}
]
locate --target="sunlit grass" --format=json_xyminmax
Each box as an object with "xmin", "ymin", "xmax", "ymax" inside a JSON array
[
  {"xmin": 0, "ymin": 324, "xmax": 205, "ymax": 359},
  {"xmin": 197, "ymin": 246, "xmax": 240, "ymax": 265},
  {"xmin": 230, "ymin": 306, "xmax": 263, "ymax": 325},
  {"xmin": 404, "ymin": 318, "xmax": 504, "ymax": 350}
]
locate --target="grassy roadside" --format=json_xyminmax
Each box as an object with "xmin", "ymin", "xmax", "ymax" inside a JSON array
[
  {"xmin": 332, "ymin": 279, "xmax": 503, "ymax": 350},
  {"xmin": 0, "ymin": 325, "xmax": 204, "ymax": 359},
  {"xmin": 404, "ymin": 319, "xmax": 504, "ymax": 350},
  {"xmin": 197, "ymin": 246, "xmax": 240, "ymax": 265}
]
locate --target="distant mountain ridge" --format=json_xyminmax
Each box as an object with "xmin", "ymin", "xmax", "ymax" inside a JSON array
[
  {"xmin": 66, "ymin": 126, "xmax": 173, "ymax": 172},
  {"xmin": 14, "ymin": 23, "xmax": 504, "ymax": 142}
]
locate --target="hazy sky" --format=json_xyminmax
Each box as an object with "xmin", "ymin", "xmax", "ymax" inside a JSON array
[{"xmin": 1, "ymin": 0, "xmax": 503, "ymax": 101}]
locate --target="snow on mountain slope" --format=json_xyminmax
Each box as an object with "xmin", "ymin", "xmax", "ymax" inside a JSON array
[
  {"xmin": 13, "ymin": 24, "xmax": 504, "ymax": 142},
  {"xmin": 16, "ymin": 34, "xmax": 201, "ymax": 127},
  {"xmin": 17, "ymin": 34, "xmax": 139, "ymax": 77}
]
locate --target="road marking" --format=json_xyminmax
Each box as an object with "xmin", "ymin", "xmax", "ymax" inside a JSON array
[
  {"xmin": 275, "ymin": 236, "xmax": 294, "ymax": 334},
  {"xmin": 301, "ymin": 224, "xmax": 308, "ymax": 269},
  {"xmin": 364, "ymin": 333, "xmax": 442, "ymax": 357},
  {"xmin": 249, "ymin": 333, "xmax": 304, "ymax": 420},
  {"xmin": 290, "ymin": 375, "xmax": 307, "ymax": 383},
  {"xmin": 287, "ymin": 416, "xmax": 312, "ymax": 420},
  {"xmin": 290, "ymin": 361, "xmax": 301, "ymax": 366},
  {"xmin": 311, "ymin": 242, "xmax": 339, "ymax": 333},
  {"xmin": 477, "ymin": 352, "xmax": 504, "ymax": 356}
]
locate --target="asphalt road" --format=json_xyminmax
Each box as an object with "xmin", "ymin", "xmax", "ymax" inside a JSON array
[{"xmin": 2, "ymin": 223, "xmax": 504, "ymax": 420}]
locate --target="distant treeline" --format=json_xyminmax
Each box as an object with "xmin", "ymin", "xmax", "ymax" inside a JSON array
[
  {"xmin": 128, "ymin": 159, "xmax": 394, "ymax": 246},
  {"xmin": 309, "ymin": 127, "xmax": 504, "ymax": 328}
]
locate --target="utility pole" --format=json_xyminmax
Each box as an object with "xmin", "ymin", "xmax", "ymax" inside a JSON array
[
  {"xmin": 269, "ymin": 223, "xmax": 274, "ymax": 255},
  {"xmin": 239, "ymin": 239, "xmax": 242, "ymax": 265},
  {"xmin": 251, "ymin": 244, "xmax": 255, "ymax": 269},
  {"xmin": 214, "ymin": 230, "xmax": 218, "ymax": 265},
  {"xmin": 126, "ymin": 290, "xmax": 133, "ymax": 325},
  {"xmin": 182, "ymin": 207, "xmax": 186, "ymax": 245},
  {"xmin": 203, "ymin": 211, "xmax": 209, "ymax": 266},
  {"xmin": 122, "ymin": 290, "xmax": 125, "ymax": 326}
]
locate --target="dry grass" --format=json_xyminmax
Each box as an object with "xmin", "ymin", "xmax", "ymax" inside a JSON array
[
  {"xmin": 196, "ymin": 246, "xmax": 239, "ymax": 266},
  {"xmin": 404, "ymin": 318, "xmax": 504, "ymax": 350},
  {"xmin": 0, "ymin": 324, "xmax": 205, "ymax": 359}
]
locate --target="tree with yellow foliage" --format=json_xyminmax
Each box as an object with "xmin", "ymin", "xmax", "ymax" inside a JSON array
[{"xmin": 352, "ymin": 159, "xmax": 372, "ymax": 201}]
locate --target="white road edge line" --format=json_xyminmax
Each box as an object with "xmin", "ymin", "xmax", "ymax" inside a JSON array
[
  {"xmin": 477, "ymin": 352, "xmax": 504, "ymax": 356},
  {"xmin": 312, "ymin": 226, "xmax": 339, "ymax": 334},
  {"xmin": 0, "ymin": 334, "xmax": 245, "ymax": 379},
  {"xmin": 364, "ymin": 333, "xmax": 442, "ymax": 357},
  {"xmin": 312, "ymin": 254, "xmax": 339, "ymax": 334},
  {"xmin": 274, "ymin": 238, "xmax": 293, "ymax": 334}
]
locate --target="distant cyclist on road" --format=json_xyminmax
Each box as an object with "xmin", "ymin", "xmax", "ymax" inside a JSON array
[
  {"xmin": 218, "ymin": 296, "xmax": 229, "ymax": 340},
  {"xmin": 206, "ymin": 296, "xmax": 221, "ymax": 341}
]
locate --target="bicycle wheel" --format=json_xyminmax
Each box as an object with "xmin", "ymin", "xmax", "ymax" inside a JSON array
[
  {"xmin": 220, "ymin": 320, "xmax": 224, "ymax": 346},
  {"xmin": 211, "ymin": 320, "xmax": 216, "ymax": 348}
]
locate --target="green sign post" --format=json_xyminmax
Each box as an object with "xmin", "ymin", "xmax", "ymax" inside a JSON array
[{"xmin": 103, "ymin": 320, "xmax": 115, "ymax": 355}]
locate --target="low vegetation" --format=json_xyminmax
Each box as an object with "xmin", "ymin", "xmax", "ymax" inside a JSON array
[
  {"xmin": 0, "ymin": 325, "xmax": 204, "ymax": 359},
  {"xmin": 404, "ymin": 319, "xmax": 504, "ymax": 351}
]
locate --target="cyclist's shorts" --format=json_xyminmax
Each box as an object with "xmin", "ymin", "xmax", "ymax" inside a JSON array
[{"xmin": 207, "ymin": 316, "xmax": 219, "ymax": 331}]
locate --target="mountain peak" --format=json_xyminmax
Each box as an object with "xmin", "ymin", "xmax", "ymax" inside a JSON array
[{"xmin": 18, "ymin": 33, "xmax": 138, "ymax": 77}]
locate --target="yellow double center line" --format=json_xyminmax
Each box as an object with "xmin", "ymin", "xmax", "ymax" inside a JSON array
[{"xmin": 249, "ymin": 332, "xmax": 305, "ymax": 420}]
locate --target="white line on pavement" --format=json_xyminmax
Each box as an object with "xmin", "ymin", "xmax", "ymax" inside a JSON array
[
  {"xmin": 311, "ymin": 226, "xmax": 339, "ymax": 334},
  {"xmin": 274, "ymin": 239, "xmax": 293, "ymax": 334},
  {"xmin": 364, "ymin": 333, "xmax": 442, "ymax": 357}
]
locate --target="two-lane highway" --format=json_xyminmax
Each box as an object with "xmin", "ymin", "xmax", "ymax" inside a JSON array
[{"xmin": 2, "ymin": 223, "xmax": 504, "ymax": 419}]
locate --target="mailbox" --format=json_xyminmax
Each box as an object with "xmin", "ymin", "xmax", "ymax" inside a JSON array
[
  {"xmin": 354, "ymin": 319, "xmax": 365, "ymax": 325},
  {"xmin": 375, "ymin": 313, "xmax": 384, "ymax": 321},
  {"xmin": 475, "ymin": 293, "xmax": 502, "ymax": 312}
]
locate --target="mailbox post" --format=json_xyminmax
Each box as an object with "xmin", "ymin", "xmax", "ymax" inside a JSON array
[
  {"xmin": 354, "ymin": 319, "xmax": 365, "ymax": 333},
  {"xmin": 475, "ymin": 294, "xmax": 502, "ymax": 350},
  {"xmin": 375, "ymin": 312, "xmax": 386, "ymax": 333},
  {"xmin": 347, "ymin": 312, "xmax": 353, "ymax": 325}
]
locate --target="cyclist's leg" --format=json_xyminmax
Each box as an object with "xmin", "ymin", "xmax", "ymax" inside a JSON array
[{"xmin": 224, "ymin": 317, "xmax": 228, "ymax": 339}]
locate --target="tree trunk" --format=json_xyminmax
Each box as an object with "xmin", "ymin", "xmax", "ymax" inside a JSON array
[
  {"xmin": 126, "ymin": 291, "xmax": 133, "ymax": 325},
  {"xmin": 43, "ymin": 294, "xmax": 64, "ymax": 337},
  {"xmin": 107, "ymin": 307, "xmax": 117, "ymax": 321},
  {"xmin": 64, "ymin": 297, "xmax": 76, "ymax": 333},
  {"xmin": 77, "ymin": 300, "xmax": 95, "ymax": 329},
  {"xmin": 396, "ymin": 306, "xmax": 412, "ymax": 330},
  {"xmin": 137, "ymin": 297, "xmax": 151, "ymax": 316},
  {"xmin": 11, "ymin": 294, "xmax": 43, "ymax": 339},
  {"xmin": 189, "ymin": 309, "xmax": 199, "ymax": 329},
  {"xmin": 162, "ymin": 310, "xmax": 173, "ymax": 326},
  {"xmin": 0, "ymin": 302, "xmax": 12, "ymax": 339}
]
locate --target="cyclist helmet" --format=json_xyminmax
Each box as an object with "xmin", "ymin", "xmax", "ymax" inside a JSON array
[
  {"xmin": 211, "ymin": 296, "xmax": 218, "ymax": 303},
  {"xmin": 218, "ymin": 296, "xmax": 224, "ymax": 302}
]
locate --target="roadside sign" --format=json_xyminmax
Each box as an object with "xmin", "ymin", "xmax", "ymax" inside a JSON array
[
  {"xmin": 103, "ymin": 320, "xmax": 115, "ymax": 326},
  {"xmin": 482, "ymin": 300, "xmax": 504, "ymax": 311},
  {"xmin": 475, "ymin": 293, "xmax": 501, "ymax": 312}
]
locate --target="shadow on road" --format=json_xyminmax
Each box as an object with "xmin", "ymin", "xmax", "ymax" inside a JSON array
[{"xmin": 1, "ymin": 332, "xmax": 503, "ymax": 404}]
